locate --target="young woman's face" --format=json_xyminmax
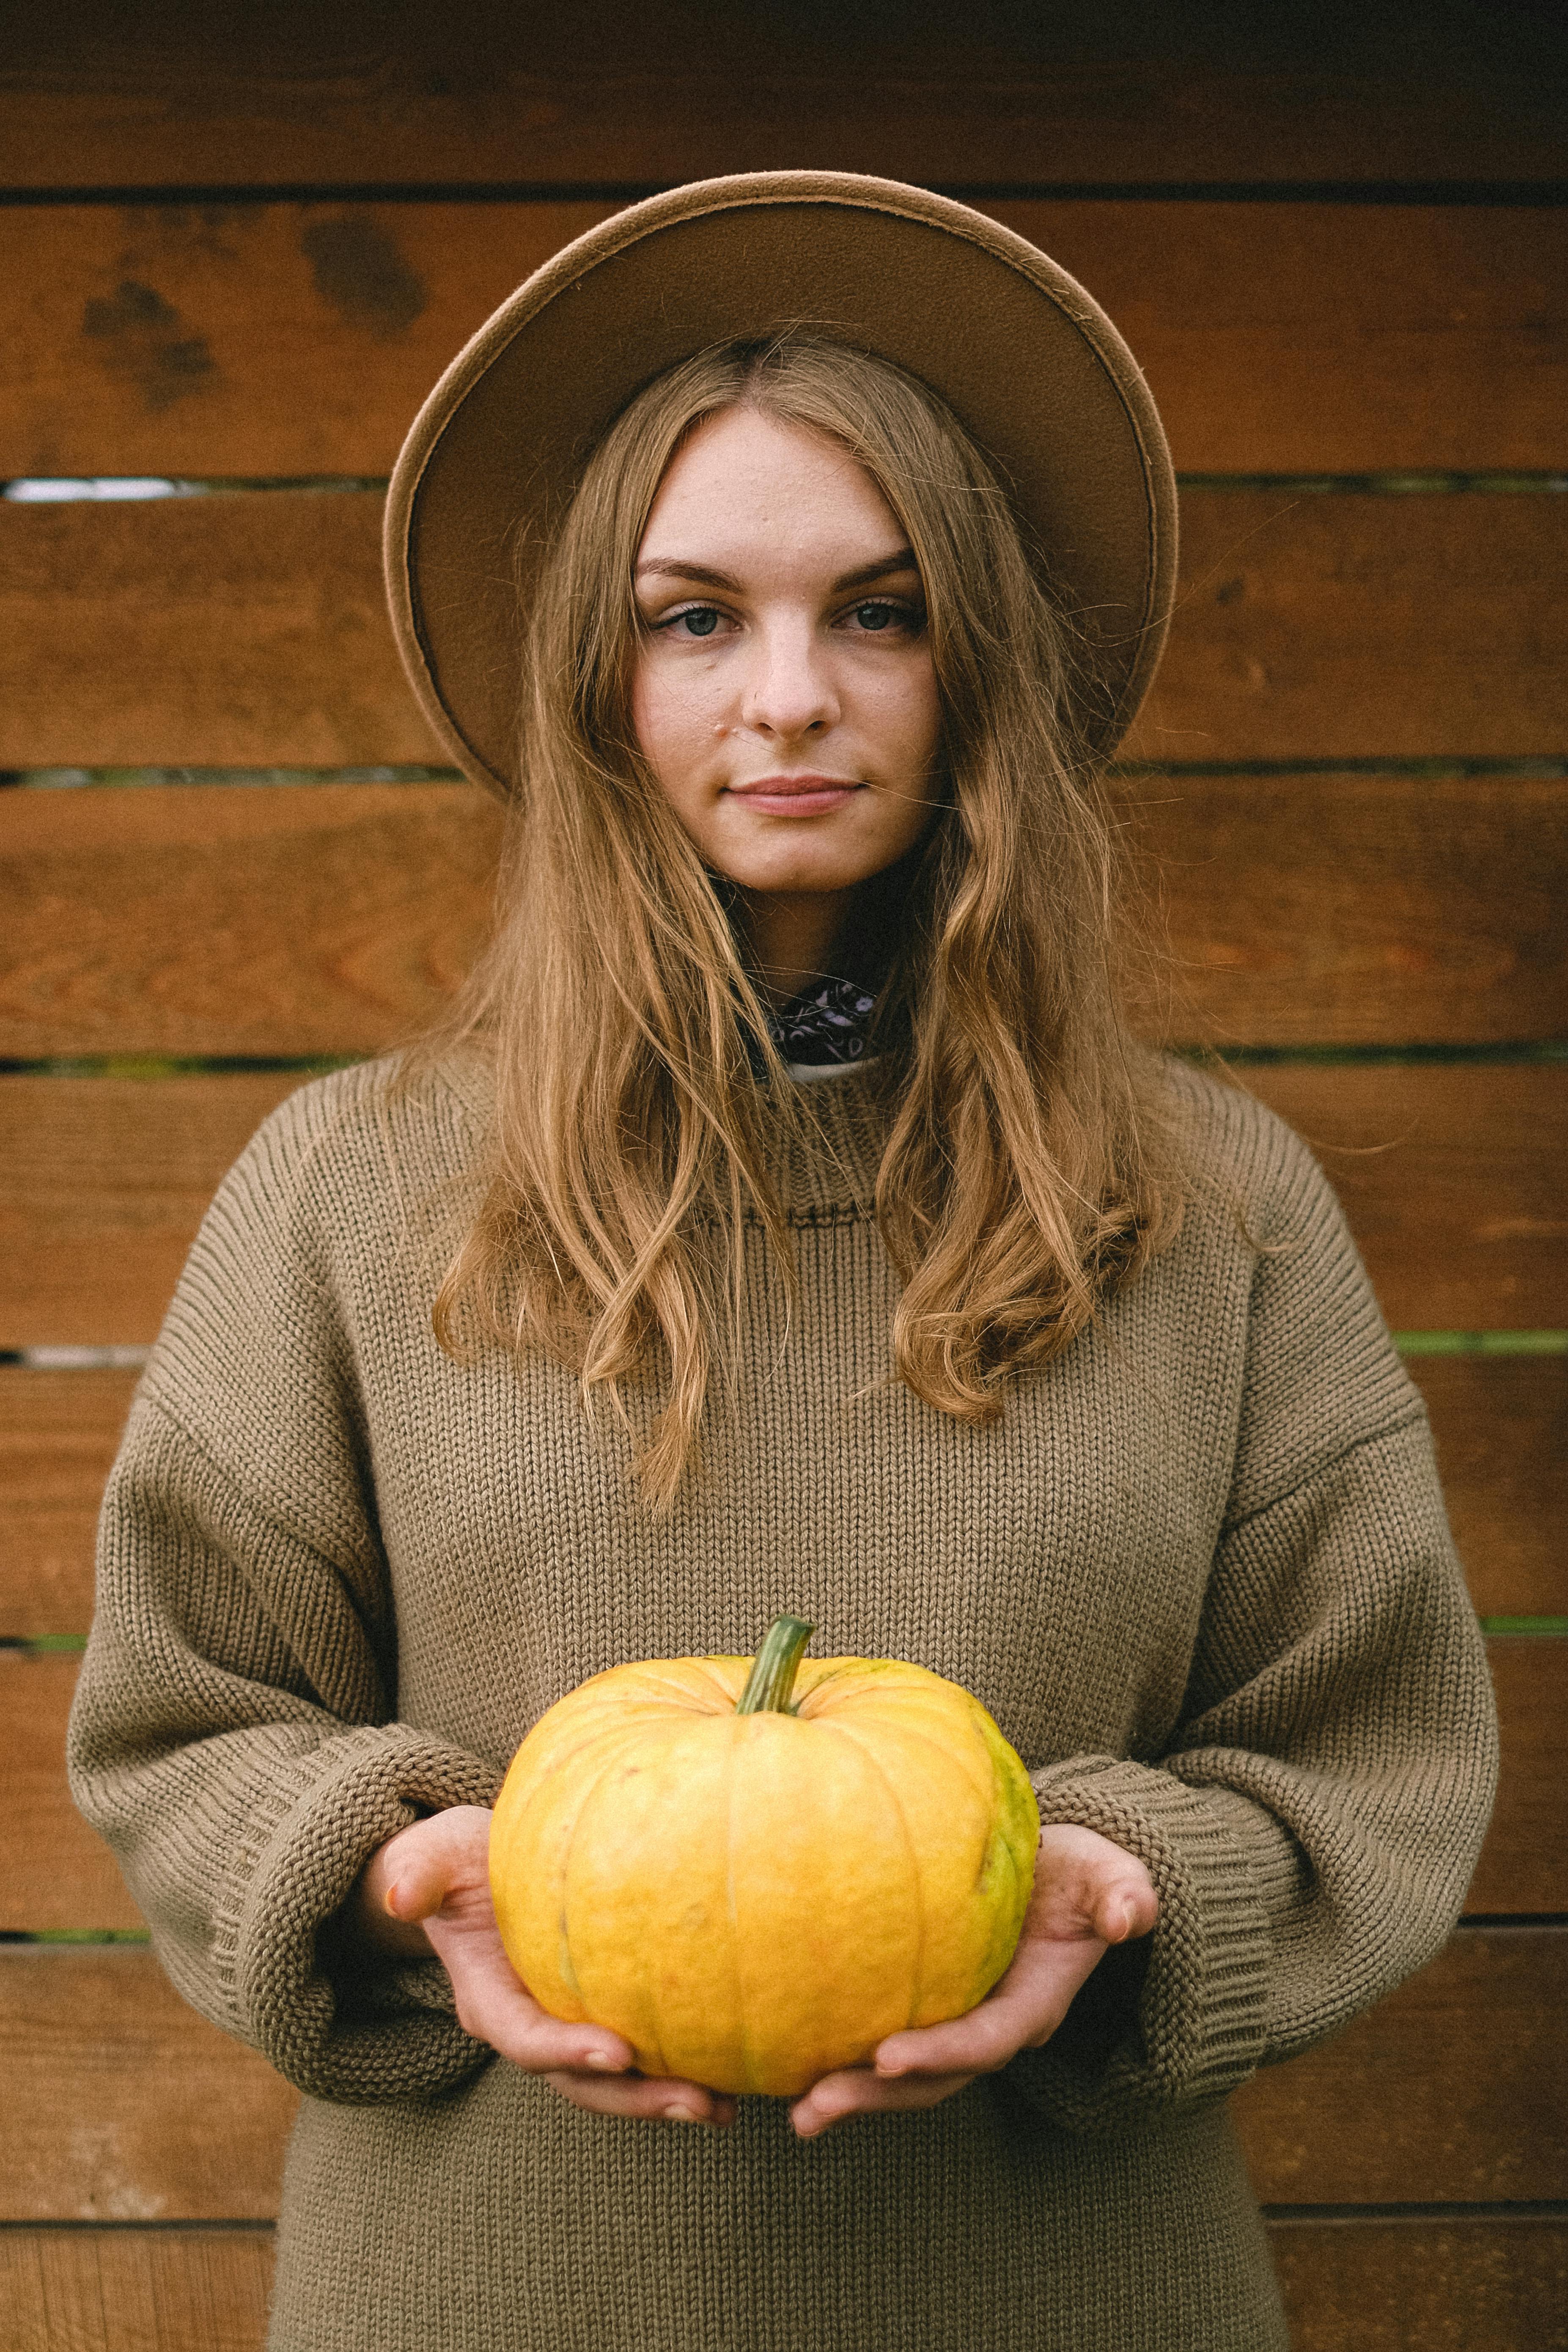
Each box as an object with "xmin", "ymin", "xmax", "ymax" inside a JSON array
[{"xmin": 630, "ymin": 406, "xmax": 943, "ymax": 901}]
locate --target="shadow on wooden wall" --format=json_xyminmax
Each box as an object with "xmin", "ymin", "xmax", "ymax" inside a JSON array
[{"xmin": 1, "ymin": 4, "xmax": 1565, "ymax": 2344}]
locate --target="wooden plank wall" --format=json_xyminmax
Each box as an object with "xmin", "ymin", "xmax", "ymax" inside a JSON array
[{"xmin": 1, "ymin": 5, "xmax": 1564, "ymax": 2345}]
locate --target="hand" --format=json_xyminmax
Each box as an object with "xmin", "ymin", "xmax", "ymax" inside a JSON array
[
  {"xmin": 351, "ymin": 1808, "xmax": 736, "ymax": 2128},
  {"xmin": 788, "ymin": 1822, "xmax": 1159, "ymax": 2140}
]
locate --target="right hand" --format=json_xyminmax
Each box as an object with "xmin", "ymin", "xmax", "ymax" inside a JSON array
[{"xmin": 351, "ymin": 1807, "xmax": 736, "ymax": 2127}]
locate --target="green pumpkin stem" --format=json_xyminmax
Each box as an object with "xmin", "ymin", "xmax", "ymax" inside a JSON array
[{"xmin": 735, "ymin": 1614, "xmax": 815, "ymax": 1715}]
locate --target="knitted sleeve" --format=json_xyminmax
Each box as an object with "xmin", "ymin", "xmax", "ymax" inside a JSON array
[
  {"xmin": 66, "ymin": 1076, "xmax": 503, "ymax": 2106},
  {"xmin": 1012, "ymin": 1097, "xmax": 1499, "ymax": 2132}
]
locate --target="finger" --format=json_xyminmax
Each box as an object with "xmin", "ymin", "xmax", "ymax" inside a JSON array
[
  {"xmin": 452, "ymin": 1984, "xmax": 636, "ymax": 2078},
  {"xmin": 422, "ymin": 1922, "xmax": 635, "ymax": 2074},
  {"xmin": 791, "ymin": 2067, "xmax": 976, "ymax": 2139},
  {"xmin": 543, "ymin": 2071, "xmax": 737, "ymax": 2126},
  {"xmin": 874, "ymin": 1937, "xmax": 1109, "ymax": 2077}
]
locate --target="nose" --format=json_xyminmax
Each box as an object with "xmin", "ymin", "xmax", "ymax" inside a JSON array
[{"xmin": 739, "ymin": 613, "xmax": 839, "ymax": 742}]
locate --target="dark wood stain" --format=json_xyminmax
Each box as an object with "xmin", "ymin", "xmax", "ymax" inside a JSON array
[
  {"xmin": 299, "ymin": 218, "xmax": 426, "ymax": 336},
  {"xmin": 80, "ymin": 280, "xmax": 217, "ymax": 413}
]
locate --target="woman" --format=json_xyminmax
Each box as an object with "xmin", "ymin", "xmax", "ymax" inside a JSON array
[{"xmin": 69, "ymin": 175, "xmax": 1497, "ymax": 2352}]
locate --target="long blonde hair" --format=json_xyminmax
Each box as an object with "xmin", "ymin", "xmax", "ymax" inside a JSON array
[{"xmin": 419, "ymin": 333, "xmax": 1182, "ymax": 1505}]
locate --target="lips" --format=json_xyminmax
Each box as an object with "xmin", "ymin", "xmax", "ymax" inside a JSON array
[
  {"xmin": 728, "ymin": 774, "xmax": 860, "ymax": 796},
  {"xmin": 726, "ymin": 774, "xmax": 862, "ymax": 814}
]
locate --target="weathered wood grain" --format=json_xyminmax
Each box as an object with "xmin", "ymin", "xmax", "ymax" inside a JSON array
[
  {"xmin": 2, "ymin": 5, "xmax": 1564, "ymax": 189},
  {"xmin": 1241, "ymin": 1061, "xmax": 1568, "ymax": 1331},
  {"xmin": 0, "ymin": 1947, "xmax": 297, "ymax": 2221},
  {"xmin": 3, "ymin": 772, "xmax": 1564, "ymax": 1059},
  {"xmin": 0, "ymin": 1074, "xmax": 299, "ymax": 1348},
  {"xmin": 4, "ymin": 201, "xmax": 1564, "ymax": 478},
  {"xmin": 1124, "ymin": 490, "xmax": 1568, "ymax": 766},
  {"xmin": 7, "ymin": 1639, "xmax": 1557, "ymax": 1933},
  {"xmin": 0, "ymin": 493, "xmax": 414, "ymax": 772},
  {"xmin": 1, "ymin": 1930, "xmax": 1557, "ymax": 2218},
  {"xmin": 0, "ymin": 1366, "xmax": 138, "ymax": 1638},
  {"xmin": 3, "ymin": 1651, "xmax": 143, "ymax": 1932},
  {"xmin": 5, "ymin": 1357, "xmax": 1560, "ymax": 1634},
  {"xmin": 0, "ymin": 783, "xmax": 501, "ymax": 1060},
  {"xmin": 1464, "ymin": 1639, "xmax": 1567, "ymax": 1916},
  {"xmin": 1233, "ymin": 1926, "xmax": 1568, "ymax": 2203},
  {"xmin": 1123, "ymin": 769, "xmax": 1568, "ymax": 1051},
  {"xmin": 1, "ymin": 490, "xmax": 1564, "ymax": 772},
  {"xmin": 0, "ymin": 2227, "xmax": 274, "ymax": 2352},
  {"xmin": 1412, "ymin": 1353, "xmax": 1568, "ymax": 1621},
  {"xmin": 1269, "ymin": 2217, "xmax": 1568, "ymax": 2352}
]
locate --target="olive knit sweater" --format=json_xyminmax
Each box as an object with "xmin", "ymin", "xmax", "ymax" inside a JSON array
[{"xmin": 68, "ymin": 1052, "xmax": 1497, "ymax": 2352}]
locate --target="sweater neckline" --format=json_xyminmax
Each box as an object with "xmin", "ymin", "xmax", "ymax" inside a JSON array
[{"xmin": 434, "ymin": 1049, "xmax": 890, "ymax": 1223}]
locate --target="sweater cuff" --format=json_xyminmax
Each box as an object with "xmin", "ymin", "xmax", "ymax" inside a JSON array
[
  {"xmin": 1010, "ymin": 1756, "xmax": 1296, "ymax": 2132},
  {"xmin": 213, "ymin": 1723, "xmax": 505, "ymax": 2103}
]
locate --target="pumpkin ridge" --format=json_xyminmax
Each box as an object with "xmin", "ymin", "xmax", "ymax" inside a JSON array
[
  {"xmin": 822, "ymin": 1704, "xmax": 995, "ymax": 1813},
  {"xmin": 810, "ymin": 1716, "xmax": 926, "ymax": 2032},
  {"xmin": 621, "ymin": 1667, "xmax": 729, "ymax": 1711},
  {"xmin": 560, "ymin": 1735, "xmax": 665, "ymax": 2063},
  {"xmin": 724, "ymin": 1726, "xmax": 755, "ymax": 2094}
]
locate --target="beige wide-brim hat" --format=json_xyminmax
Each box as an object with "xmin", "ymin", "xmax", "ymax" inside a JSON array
[{"xmin": 384, "ymin": 170, "xmax": 1176, "ymax": 799}]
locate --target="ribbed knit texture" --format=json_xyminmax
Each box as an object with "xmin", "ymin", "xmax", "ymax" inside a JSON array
[{"xmin": 68, "ymin": 1052, "xmax": 1498, "ymax": 2352}]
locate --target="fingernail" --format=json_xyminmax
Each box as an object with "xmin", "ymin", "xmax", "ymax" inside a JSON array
[
  {"xmin": 582, "ymin": 2051, "xmax": 618, "ymax": 2071},
  {"xmin": 382, "ymin": 1882, "xmax": 403, "ymax": 1918},
  {"xmin": 663, "ymin": 2104, "xmax": 700, "ymax": 2123}
]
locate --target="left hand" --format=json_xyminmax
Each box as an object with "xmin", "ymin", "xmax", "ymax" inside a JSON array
[{"xmin": 789, "ymin": 1822, "xmax": 1159, "ymax": 2140}]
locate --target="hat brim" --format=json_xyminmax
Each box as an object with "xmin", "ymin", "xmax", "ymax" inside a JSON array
[{"xmin": 384, "ymin": 171, "xmax": 1176, "ymax": 798}]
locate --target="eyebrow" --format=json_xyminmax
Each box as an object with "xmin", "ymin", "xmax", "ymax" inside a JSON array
[{"xmin": 634, "ymin": 550, "xmax": 920, "ymax": 593}]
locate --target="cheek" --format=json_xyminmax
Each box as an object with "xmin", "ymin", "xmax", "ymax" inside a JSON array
[
  {"xmin": 866, "ymin": 652, "xmax": 942, "ymax": 773},
  {"xmin": 631, "ymin": 654, "xmax": 717, "ymax": 780}
]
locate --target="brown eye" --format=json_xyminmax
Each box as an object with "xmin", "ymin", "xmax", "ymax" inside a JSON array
[{"xmin": 855, "ymin": 602, "xmax": 895, "ymax": 631}]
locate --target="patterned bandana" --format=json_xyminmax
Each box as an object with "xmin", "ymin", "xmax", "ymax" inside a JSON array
[{"xmin": 765, "ymin": 973, "xmax": 880, "ymax": 1068}]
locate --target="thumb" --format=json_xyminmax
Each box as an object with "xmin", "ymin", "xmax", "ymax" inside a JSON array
[
  {"xmin": 1090, "ymin": 1875, "xmax": 1160, "ymax": 1945},
  {"xmin": 381, "ymin": 1808, "xmax": 492, "ymax": 1925}
]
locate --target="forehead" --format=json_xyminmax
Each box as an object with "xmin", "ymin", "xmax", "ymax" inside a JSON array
[{"xmin": 637, "ymin": 406, "xmax": 905, "ymax": 558}]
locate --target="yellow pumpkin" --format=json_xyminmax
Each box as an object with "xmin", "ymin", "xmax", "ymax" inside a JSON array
[{"xmin": 489, "ymin": 1615, "xmax": 1040, "ymax": 2096}]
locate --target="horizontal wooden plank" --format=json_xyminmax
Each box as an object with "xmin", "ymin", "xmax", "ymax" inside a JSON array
[
  {"xmin": 0, "ymin": 1948, "xmax": 296, "ymax": 2221},
  {"xmin": 0, "ymin": 783, "xmax": 501, "ymax": 1060},
  {"xmin": 4, "ymin": 772, "xmax": 1564, "ymax": 1059},
  {"xmin": 2, "ymin": 491, "xmax": 1564, "ymax": 772},
  {"xmin": 5, "ymin": 1357, "xmax": 1560, "ymax": 1638},
  {"xmin": 0, "ymin": 494, "xmax": 415, "ymax": 772},
  {"xmin": 1233, "ymin": 1926, "xmax": 1568, "ymax": 2202},
  {"xmin": 1412, "ymin": 1354, "xmax": 1568, "ymax": 1620},
  {"xmin": 1241, "ymin": 1062, "xmax": 1568, "ymax": 1330},
  {"xmin": 2, "ymin": 1929, "xmax": 1559, "ymax": 2219},
  {"xmin": 4, "ymin": 201, "xmax": 1564, "ymax": 478},
  {"xmin": 0, "ymin": 2227, "xmax": 272, "ymax": 2352},
  {"xmin": 4, "ymin": 1652, "xmax": 142, "ymax": 1932},
  {"xmin": 3, "ymin": 2218, "xmax": 1564, "ymax": 2352},
  {"xmin": 0, "ymin": 1074, "xmax": 299, "ymax": 1348},
  {"xmin": 1127, "ymin": 771, "xmax": 1568, "ymax": 1050},
  {"xmin": 1126, "ymin": 490, "xmax": 1568, "ymax": 766},
  {"xmin": 1, "ymin": 1063, "xmax": 1563, "ymax": 1347},
  {"xmin": 2, "ymin": 5, "xmax": 1565, "ymax": 188},
  {"xmin": 1268, "ymin": 2217, "xmax": 1568, "ymax": 2352},
  {"xmin": 0, "ymin": 1366, "xmax": 138, "ymax": 1638},
  {"xmin": 1465, "ymin": 1639, "xmax": 1567, "ymax": 1915},
  {"xmin": 7, "ymin": 1639, "xmax": 1557, "ymax": 1934}
]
